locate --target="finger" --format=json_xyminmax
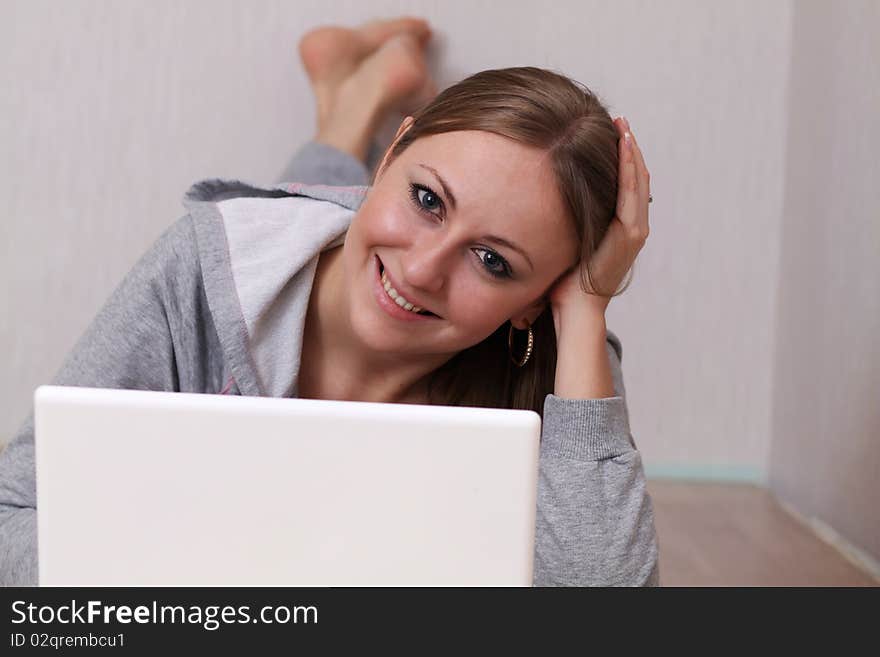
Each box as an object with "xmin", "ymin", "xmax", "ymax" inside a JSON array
[
  {"xmin": 627, "ymin": 131, "xmax": 651, "ymax": 243},
  {"xmin": 619, "ymin": 117, "xmax": 646, "ymax": 174},
  {"xmin": 618, "ymin": 118, "xmax": 649, "ymax": 195},
  {"xmin": 615, "ymin": 117, "xmax": 647, "ymax": 202},
  {"xmin": 622, "ymin": 120, "xmax": 651, "ymax": 200},
  {"xmin": 616, "ymin": 130, "xmax": 640, "ymax": 231},
  {"xmin": 629, "ymin": 133, "xmax": 650, "ymax": 193},
  {"xmin": 623, "ymin": 127, "xmax": 650, "ymax": 242}
]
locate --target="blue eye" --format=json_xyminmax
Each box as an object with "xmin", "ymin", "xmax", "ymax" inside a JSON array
[
  {"xmin": 409, "ymin": 182, "xmax": 513, "ymax": 280},
  {"xmin": 409, "ymin": 183, "xmax": 443, "ymax": 215},
  {"xmin": 473, "ymin": 248, "xmax": 513, "ymax": 279}
]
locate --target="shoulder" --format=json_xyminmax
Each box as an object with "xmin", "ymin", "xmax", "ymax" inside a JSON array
[
  {"xmin": 108, "ymin": 214, "xmax": 200, "ymax": 304},
  {"xmin": 182, "ymin": 178, "xmax": 369, "ymax": 212},
  {"xmin": 135, "ymin": 214, "xmax": 203, "ymax": 303}
]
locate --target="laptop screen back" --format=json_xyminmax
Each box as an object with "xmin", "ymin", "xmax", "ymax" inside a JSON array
[{"xmin": 34, "ymin": 385, "xmax": 541, "ymax": 586}]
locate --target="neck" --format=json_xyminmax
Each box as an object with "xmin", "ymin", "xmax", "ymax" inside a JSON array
[{"xmin": 299, "ymin": 244, "xmax": 445, "ymax": 404}]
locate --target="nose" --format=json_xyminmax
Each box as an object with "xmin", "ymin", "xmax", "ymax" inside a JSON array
[{"xmin": 400, "ymin": 236, "xmax": 453, "ymax": 293}]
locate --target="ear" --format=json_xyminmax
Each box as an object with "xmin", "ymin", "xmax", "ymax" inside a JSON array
[
  {"xmin": 510, "ymin": 296, "xmax": 548, "ymax": 330},
  {"xmin": 374, "ymin": 115, "xmax": 415, "ymax": 182}
]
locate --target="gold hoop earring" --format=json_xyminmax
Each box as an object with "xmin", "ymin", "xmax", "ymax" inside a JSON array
[{"xmin": 508, "ymin": 323, "xmax": 534, "ymax": 367}]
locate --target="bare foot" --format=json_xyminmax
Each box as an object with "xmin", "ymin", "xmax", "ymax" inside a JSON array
[
  {"xmin": 308, "ymin": 31, "xmax": 438, "ymax": 162},
  {"xmin": 299, "ymin": 17, "xmax": 431, "ymax": 88},
  {"xmin": 299, "ymin": 17, "xmax": 432, "ymax": 131}
]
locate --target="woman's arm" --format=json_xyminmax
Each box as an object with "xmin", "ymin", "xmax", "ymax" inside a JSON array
[
  {"xmin": 553, "ymin": 306, "xmax": 617, "ymax": 400},
  {"xmin": 532, "ymin": 118, "xmax": 658, "ymax": 586},
  {"xmin": 533, "ymin": 328, "xmax": 660, "ymax": 586}
]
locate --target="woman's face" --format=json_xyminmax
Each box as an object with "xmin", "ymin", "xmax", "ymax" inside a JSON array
[{"xmin": 341, "ymin": 127, "xmax": 579, "ymax": 359}]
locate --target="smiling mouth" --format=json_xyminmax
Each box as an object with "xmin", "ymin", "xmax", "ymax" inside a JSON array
[{"xmin": 377, "ymin": 258, "xmax": 439, "ymax": 319}]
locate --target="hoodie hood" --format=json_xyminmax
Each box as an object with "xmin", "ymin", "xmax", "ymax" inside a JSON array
[{"xmin": 182, "ymin": 178, "xmax": 369, "ymax": 399}]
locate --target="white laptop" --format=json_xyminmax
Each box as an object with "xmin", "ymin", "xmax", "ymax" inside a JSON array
[{"xmin": 33, "ymin": 385, "xmax": 541, "ymax": 586}]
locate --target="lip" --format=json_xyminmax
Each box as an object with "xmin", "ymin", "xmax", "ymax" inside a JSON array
[{"xmin": 373, "ymin": 255, "xmax": 439, "ymax": 323}]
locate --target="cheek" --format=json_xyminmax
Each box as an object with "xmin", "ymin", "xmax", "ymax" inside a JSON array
[
  {"xmin": 355, "ymin": 196, "xmax": 412, "ymax": 246},
  {"xmin": 447, "ymin": 285, "xmax": 517, "ymax": 337}
]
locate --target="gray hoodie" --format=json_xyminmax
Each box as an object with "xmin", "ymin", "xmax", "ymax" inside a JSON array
[{"xmin": 0, "ymin": 142, "xmax": 660, "ymax": 586}]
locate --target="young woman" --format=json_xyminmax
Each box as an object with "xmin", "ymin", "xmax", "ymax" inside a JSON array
[{"xmin": 0, "ymin": 18, "xmax": 658, "ymax": 586}]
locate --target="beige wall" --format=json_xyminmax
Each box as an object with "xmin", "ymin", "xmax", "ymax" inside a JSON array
[{"xmin": 769, "ymin": 0, "xmax": 880, "ymax": 561}]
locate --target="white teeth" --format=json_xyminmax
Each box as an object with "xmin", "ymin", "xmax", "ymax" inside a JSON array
[{"xmin": 381, "ymin": 267, "xmax": 427, "ymax": 315}]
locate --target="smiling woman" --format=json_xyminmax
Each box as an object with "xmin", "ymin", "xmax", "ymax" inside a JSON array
[
  {"xmin": 0, "ymin": 17, "xmax": 657, "ymax": 587},
  {"xmin": 319, "ymin": 67, "xmax": 627, "ymax": 416}
]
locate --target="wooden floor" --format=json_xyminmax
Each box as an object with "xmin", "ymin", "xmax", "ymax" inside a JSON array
[{"xmin": 646, "ymin": 480, "xmax": 879, "ymax": 587}]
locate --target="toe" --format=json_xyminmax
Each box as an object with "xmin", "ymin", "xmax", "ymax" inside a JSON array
[{"xmin": 360, "ymin": 17, "xmax": 432, "ymax": 48}]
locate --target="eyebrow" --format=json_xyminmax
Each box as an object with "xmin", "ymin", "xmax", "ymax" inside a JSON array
[
  {"xmin": 417, "ymin": 163, "xmax": 457, "ymax": 211},
  {"xmin": 417, "ymin": 162, "xmax": 534, "ymax": 272}
]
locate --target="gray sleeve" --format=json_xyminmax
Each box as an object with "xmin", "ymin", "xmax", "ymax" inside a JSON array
[
  {"xmin": 277, "ymin": 141, "xmax": 371, "ymax": 187},
  {"xmin": 0, "ymin": 214, "xmax": 208, "ymax": 586},
  {"xmin": 533, "ymin": 332, "xmax": 661, "ymax": 586}
]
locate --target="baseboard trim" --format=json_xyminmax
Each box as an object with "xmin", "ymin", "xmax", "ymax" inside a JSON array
[
  {"xmin": 645, "ymin": 464, "xmax": 765, "ymax": 485},
  {"xmin": 776, "ymin": 498, "xmax": 880, "ymax": 583}
]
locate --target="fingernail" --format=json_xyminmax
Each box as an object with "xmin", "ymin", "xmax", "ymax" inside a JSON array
[{"xmin": 624, "ymin": 131, "xmax": 632, "ymax": 146}]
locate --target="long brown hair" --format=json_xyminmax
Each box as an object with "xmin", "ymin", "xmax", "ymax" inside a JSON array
[{"xmin": 373, "ymin": 67, "xmax": 629, "ymax": 418}]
